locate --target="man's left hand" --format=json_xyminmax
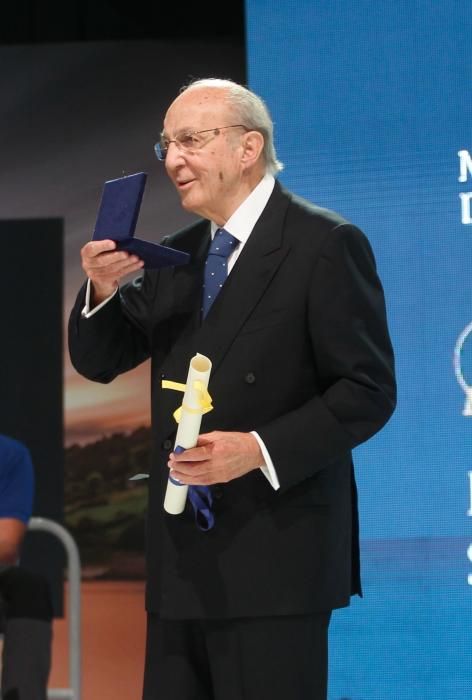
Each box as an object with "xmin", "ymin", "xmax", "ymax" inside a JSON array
[{"xmin": 167, "ymin": 431, "xmax": 264, "ymax": 485}]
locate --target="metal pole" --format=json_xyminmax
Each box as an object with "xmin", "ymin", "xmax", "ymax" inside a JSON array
[{"xmin": 28, "ymin": 517, "xmax": 81, "ymax": 700}]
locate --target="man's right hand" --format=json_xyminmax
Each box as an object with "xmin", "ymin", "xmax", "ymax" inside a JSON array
[{"xmin": 81, "ymin": 239, "xmax": 144, "ymax": 306}]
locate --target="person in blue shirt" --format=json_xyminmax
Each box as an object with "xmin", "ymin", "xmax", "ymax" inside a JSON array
[{"xmin": 0, "ymin": 434, "xmax": 53, "ymax": 700}]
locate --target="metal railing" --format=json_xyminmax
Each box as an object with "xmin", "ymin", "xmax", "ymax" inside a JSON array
[{"xmin": 28, "ymin": 517, "xmax": 81, "ymax": 700}]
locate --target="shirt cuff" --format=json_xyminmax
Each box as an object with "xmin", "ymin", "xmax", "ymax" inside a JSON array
[
  {"xmin": 251, "ymin": 431, "xmax": 280, "ymax": 490},
  {"xmin": 81, "ymin": 279, "xmax": 118, "ymax": 318}
]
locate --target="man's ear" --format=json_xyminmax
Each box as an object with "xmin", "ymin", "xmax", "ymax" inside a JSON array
[{"xmin": 240, "ymin": 131, "xmax": 265, "ymax": 169}]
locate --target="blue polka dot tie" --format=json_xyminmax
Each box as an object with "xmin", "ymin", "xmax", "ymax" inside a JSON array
[
  {"xmin": 187, "ymin": 228, "xmax": 238, "ymax": 531},
  {"xmin": 202, "ymin": 228, "xmax": 239, "ymax": 318}
]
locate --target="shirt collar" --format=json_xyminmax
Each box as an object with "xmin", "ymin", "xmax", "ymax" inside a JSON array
[{"xmin": 210, "ymin": 173, "xmax": 276, "ymax": 242}]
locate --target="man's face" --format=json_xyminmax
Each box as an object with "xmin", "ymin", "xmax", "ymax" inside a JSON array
[{"xmin": 162, "ymin": 88, "xmax": 247, "ymax": 224}]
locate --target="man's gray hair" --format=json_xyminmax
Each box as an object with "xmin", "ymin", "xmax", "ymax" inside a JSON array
[{"xmin": 182, "ymin": 78, "xmax": 284, "ymax": 175}]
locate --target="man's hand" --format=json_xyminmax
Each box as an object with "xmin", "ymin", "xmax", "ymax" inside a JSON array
[
  {"xmin": 81, "ymin": 239, "xmax": 144, "ymax": 306},
  {"xmin": 168, "ymin": 431, "xmax": 265, "ymax": 485}
]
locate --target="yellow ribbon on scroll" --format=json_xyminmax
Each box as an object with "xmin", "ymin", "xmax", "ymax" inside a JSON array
[{"xmin": 162, "ymin": 379, "xmax": 213, "ymax": 423}]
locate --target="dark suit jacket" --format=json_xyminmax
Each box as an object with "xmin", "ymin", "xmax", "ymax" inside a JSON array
[{"xmin": 69, "ymin": 181, "xmax": 396, "ymax": 619}]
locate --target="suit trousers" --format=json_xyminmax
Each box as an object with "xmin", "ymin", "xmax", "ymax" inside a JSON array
[{"xmin": 142, "ymin": 611, "xmax": 332, "ymax": 700}]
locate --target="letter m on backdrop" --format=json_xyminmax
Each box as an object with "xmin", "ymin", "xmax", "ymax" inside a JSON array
[{"xmin": 458, "ymin": 150, "xmax": 472, "ymax": 182}]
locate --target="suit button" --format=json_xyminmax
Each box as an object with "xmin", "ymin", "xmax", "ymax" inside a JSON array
[
  {"xmin": 244, "ymin": 372, "xmax": 256, "ymax": 384},
  {"xmin": 213, "ymin": 486, "xmax": 223, "ymax": 500},
  {"xmin": 162, "ymin": 439, "xmax": 173, "ymax": 451}
]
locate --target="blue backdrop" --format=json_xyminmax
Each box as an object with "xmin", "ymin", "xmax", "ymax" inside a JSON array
[{"xmin": 246, "ymin": 2, "xmax": 472, "ymax": 697}]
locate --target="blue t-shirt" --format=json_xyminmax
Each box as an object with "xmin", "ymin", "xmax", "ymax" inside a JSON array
[{"xmin": 0, "ymin": 435, "xmax": 34, "ymax": 524}]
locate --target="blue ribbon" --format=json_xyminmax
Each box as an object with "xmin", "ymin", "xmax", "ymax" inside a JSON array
[{"xmin": 173, "ymin": 445, "xmax": 215, "ymax": 531}]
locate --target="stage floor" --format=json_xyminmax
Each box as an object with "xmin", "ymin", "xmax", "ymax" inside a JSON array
[{"xmin": 50, "ymin": 580, "xmax": 146, "ymax": 700}]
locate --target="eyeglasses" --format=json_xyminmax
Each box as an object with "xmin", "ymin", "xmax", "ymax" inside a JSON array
[{"xmin": 154, "ymin": 124, "xmax": 249, "ymax": 161}]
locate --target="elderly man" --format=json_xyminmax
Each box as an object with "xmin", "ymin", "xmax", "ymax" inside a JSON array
[{"xmin": 69, "ymin": 78, "xmax": 396, "ymax": 700}]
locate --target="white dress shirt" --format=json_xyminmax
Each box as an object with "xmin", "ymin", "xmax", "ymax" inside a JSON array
[{"xmin": 82, "ymin": 173, "xmax": 280, "ymax": 489}]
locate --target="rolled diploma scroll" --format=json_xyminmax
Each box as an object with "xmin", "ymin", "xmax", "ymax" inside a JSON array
[{"xmin": 163, "ymin": 353, "xmax": 212, "ymax": 515}]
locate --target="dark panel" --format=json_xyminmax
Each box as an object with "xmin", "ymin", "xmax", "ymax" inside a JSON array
[
  {"xmin": 0, "ymin": 1, "xmax": 245, "ymax": 43},
  {"xmin": 0, "ymin": 218, "xmax": 64, "ymax": 614}
]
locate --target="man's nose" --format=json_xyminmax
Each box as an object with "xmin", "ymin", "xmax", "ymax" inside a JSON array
[{"xmin": 165, "ymin": 141, "xmax": 185, "ymax": 171}]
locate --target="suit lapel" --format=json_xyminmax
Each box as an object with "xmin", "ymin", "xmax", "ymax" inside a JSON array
[
  {"xmin": 169, "ymin": 220, "xmax": 210, "ymax": 322},
  {"xmin": 194, "ymin": 182, "xmax": 291, "ymax": 377},
  {"xmin": 157, "ymin": 224, "xmax": 210, "ymax": 440}
]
